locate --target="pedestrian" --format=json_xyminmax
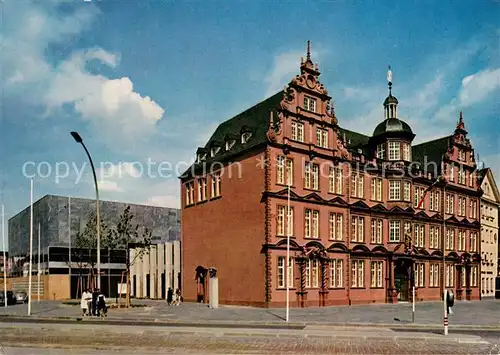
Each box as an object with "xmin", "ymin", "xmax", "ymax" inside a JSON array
[
  {"xmin": 92, "ymin": 288, "xmax": 99, "ymax": 316},
  {"xmin": 174, "ymin": 289, "xmax": 182, "ymax": 306},
  {"xmin": 167, "ymin": 287, "xmax": 173, "ymax": 306},
  {"xmin": 81, "ymin": 289, "xmax": 91, "ymax": 316},
  {"xmin": 97, "ymin": 290, "xmax": 107, "ymax": 318}
]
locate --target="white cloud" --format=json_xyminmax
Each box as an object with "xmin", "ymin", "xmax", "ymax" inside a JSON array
[
  {"xmin": 264, "ymin": 51, "xmax": 303, "ymax": 97},
  {"xmin": 3, "ymin": 2, "xmax": 165, "ymax": 143},
  {"xmin": 458, "ymin": 68, "xmax": 500, "ymax": 106},
  {"xmin": 98, "ymin": 180, "xmax": 122, "ymax": 192},
  {"xmin": 144, "ymin": 195, "xmax": 180, "ymax": 209}
]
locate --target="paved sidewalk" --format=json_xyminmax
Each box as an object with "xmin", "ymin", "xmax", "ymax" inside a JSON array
[{"xmin": 1, "ymin": 298, "xmax": 499, "ymax": 328}]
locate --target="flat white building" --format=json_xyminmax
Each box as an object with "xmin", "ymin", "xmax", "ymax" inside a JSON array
[
  {"xmin": 130, "ymin": 241, "xmax": 181, "ymax": 299},
  {"xmin": 479, "ymin": 168, "xmax": 500, "ymax": 298}
]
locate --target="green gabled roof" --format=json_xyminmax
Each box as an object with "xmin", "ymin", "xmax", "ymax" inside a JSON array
[
  {"xmin": 412, "ymin": 135, "xmax": 451, "ymax": 168},
  {"xmin": 180, "ymin": 92, "xmax": 283, "ymax": 179}
]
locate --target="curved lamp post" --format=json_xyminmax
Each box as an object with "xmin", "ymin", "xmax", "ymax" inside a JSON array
[{"xmin": 70, "ymin": 131, "xmax": 101, "ymax": 290}]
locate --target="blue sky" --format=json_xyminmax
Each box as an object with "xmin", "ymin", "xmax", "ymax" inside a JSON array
[{"xmin": 1, "ymin": 0, "xmax": 499, "ymax": 248}]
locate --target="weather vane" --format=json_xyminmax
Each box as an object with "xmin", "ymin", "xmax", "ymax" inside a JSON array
[{"xmin": 387, "ymin": 65, "xmax": 393, "ymax": 83}]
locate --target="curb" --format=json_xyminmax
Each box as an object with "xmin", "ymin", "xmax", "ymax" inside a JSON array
[{"xmin": 0, "ymin": 315, "xmax": 499, "ymax": 332}]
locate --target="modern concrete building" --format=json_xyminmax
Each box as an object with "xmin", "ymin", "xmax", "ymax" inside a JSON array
[
  {"xmin": 8, "ymin": 194, "xmax": 180, "ymax": 299},
  {"xmin": 181, "ymin": 43, "xmax": 483, "ymax": 307},
  {"xmin": 130, "ymin": 241, "xmax": 181, "ymax": 299},
  {"xmin": 478, "ymin": 168, "xmax": 500, "ymax": 298}
]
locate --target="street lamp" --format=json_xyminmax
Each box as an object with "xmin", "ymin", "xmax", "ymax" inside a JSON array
[{"xmin": 70, "ymin": 131, "xmax": 101, "ymax": 290}]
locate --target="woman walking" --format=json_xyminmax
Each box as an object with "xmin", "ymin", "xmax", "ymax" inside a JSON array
[{"xmin": 81, "ymin": 289, "xmax": 91, "ymax": 316}]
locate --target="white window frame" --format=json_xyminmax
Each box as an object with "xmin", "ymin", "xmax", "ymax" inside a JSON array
[
  {"xmin": 414, "ymin": 263, "xmax": 425, "ymax": 287},
  {"xmin": 446, "ymin": 264, "xmax": 454, "ymax": 288},
  {"xmin": 389, "ymin": 220, "xmax": 401, "ymax": 242},
  {"xmin": 198, "ymin": 178, "xmax": 207, "ymax": 202},
  {"xmin": 304, "ymin": 96, "xmax": 317, "ymax": 112},
  {"xmin": 388, "ymin": 141, "xmax": 400, "ymax": 160},
  {"xmin": 329, "ymin": 213, "xmax": 343, "ymax": 241},
  {"xmin": 376, "ymin": 144, "xmax": 386, "ymax": 159},
  {"xmin": 211, "ymin": 172, "xmax": 221, "ymax": 198},
  {"xmin": 277, "ymin": 205, "xmax": 293, "ymax": 236},
  {"xmin": 351, "ymin": 216, "xmax": 365, "ymax": 243},
  {"xmin": 330, "ymin": 259, "xmax": 343, "ymax": 288},
  {"xmin": 291, "ymin": 121, "xmax": 304, "ymax": 142},
  {"xmin": 351, "ymin": 260, "xmax": 364, "ymax": 288},
  {"xmin": 402, "ymin": 143, "xmax": 411, "ymax": 161},
  {"xmin": 403, "ymin": 181, "xmax": 411, "ymax": 202},
  {"xmin": 370, "ymin": 261, "xmax": 383, "ymax": 288},
  {"xmin": 414, "ymin": 186, "xmax": 425, "ymax": 208},
  {"xmin": 371, "ymin": 178, "xmax": 382, "ymax": 201},
  {"xmin": 430, "ymin": 264, "xmax": 439, "ymax": 287},
  {"xmin": 389, "ymin": 180, "xmax": 401, "ymax": 201}
]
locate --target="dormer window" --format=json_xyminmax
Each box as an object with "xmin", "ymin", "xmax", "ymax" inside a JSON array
[
  {"xmin": 225, "ymin": 140, "xmax": 236, "ymax": 151},
  {"xmin": 241, "ymin": 132, "xmax": 252, "ymax": 144},
  {"xmin": 210, "ymin": 147, "xmax": 221, "ymax": 157},
  {"xmin": 197, "ymin": 153, "xmax": 207, "ymax": 163},
  {"xmin": 304, "ymin": 96, "xmax": 316, "ymax": 113}
]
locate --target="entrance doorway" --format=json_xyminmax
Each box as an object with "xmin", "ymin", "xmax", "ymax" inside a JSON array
[{"xmin": 395, "ymin": 264, "xmax": 410, "ymax": 302}]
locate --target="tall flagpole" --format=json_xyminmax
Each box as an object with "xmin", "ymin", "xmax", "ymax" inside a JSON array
[
  {"xmin": 28, "ymin": 179, "xmax": 34, "ymax": 315},
  {"xmin": 37, "ymin": 223, "xmax": 40, "ymax": 302},
  {"xmin": 286, "ymin": 182, "xmax": 290, "ymax": 322},
  {"xmin": 2, "ymin": 204, "xmax": 7, "ymax": 308},
  {"xmin": 68, "ymin": 197, "xmax": 71, "ymax": 288}
]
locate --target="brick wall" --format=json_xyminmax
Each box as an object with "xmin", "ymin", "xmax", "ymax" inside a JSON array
[{"xmin": 182, "ymin": 150, "xmax": 267, "ymax": 305}]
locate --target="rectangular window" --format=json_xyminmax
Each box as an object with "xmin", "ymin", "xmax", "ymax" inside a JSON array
[
  {"xmin": 414, "ymin": 224, "xmax": 425, "ymax": 248},
  {"xmin": 316, "ymin": 128, "xmax": 328, "ymax": 148},
  {"xmin": 469, "ymin": 199, "xmax": 475, "ymax": 219},
  {"xmin": 277, "ymin": 257, "xmax": 293, "ymax": 288},
  {"xmin": 329, "ymin": 213, "xmax": 343, "ymax": 241},
  {"xmin": 458, "ymin": 149, "xmax": 466, "ymax": 161},
  {"xmin": 402, "ymin": 143, "xmax": 411, "ymax": 161},
  {"xmin": 329, "ymin": 167, "xmax": 335, "ymax": 193},
  {"xmin": 446, "ymin": 264, "xmax": 454, "ymax": 287},
  {"xmin": 312, "ymin": 164, "xmax": 319, "ymax": 190},
  {"xmin": 388, "ymin": 141, "xmax": 400, "ymax": 160},
  {"xmin": 371, "ymin": 178, "xmax": 383, "ymax": 201},
  {"xmin": 330, "ymin": 259, "xmax": 343, "ymax": 288},
  {"xmin": 305, "ymin": 209, "xmax": 319, "ymax": 239},
  {"xmin": 430, "ymin": 264, "xmax": 439, "ymax": 287},
  {"xmin": 335, "ymin": 166, "xmax": 343, "ymax": 194},
  {"xmin": 458, "ymin": 168, "xmax": 466, "ymax": 185},
  {"xmin": 471, "ymin": 265, "xmax": 478, "ymax": 287},
  {"xmin": 351, "ymin": 174, "xmax": 364, "ymax": 198},
  {"xmin": 469, "ymin": 172, "xmax": 474, "ymax": 187},
  {"xmin": 458, "ymin": 196, "xmax": 466, "ymax": 216},
  {"xmin": 371, "ymin": 219, "xmax": 383, "ymax": 244},
  {"xmin": 370, "ymin": 261, "xmax": 384, "ymax": 288},
  {"xmin": 469, "ymin": 232, "xmax": 477, "ymax": 252},
  {"xmin": 277, "ymin": 205, "xmax": 293, "ymax": 236},
  {"xmin": 449, "ymin": 164, "xmax": 455, "ymax": 182},
  {"xmin": 389, "ymin": 220, "xmax": 401, "ymax": 242},
  {"xmin": 403, "ymin": 181, "xmax": 411, "ymax": 202},
  {"xmin": 429, "ymin": 226, "xmax": 440, "ymax": 249},
  {"xmin": 186, "ymin": 181, "xmax": 195, "ymax": 205},
  {"xmin": 446, "ymin": 228, "xmax": 455, "ymax": 250},
  {"xmin": 414, "ymin": 263, "xmax": 425, "ymax": 287},
  {"xmin": 304, "ymin": 96, "xmax": 317, "ymax": 112},
  {"xmin": 389, "ymin": 180, "xmax": 401, "ymax": 201},
  {"xmin": 277, "ymin": 256, "xmax": 285, "ymax": 288},
  {"xmin": 304, "ymin": 162, "xmax": 319, "ymax": 190},
  {"xmin": 413, "ymin": 186, "xmax": 425, "ymax": 208},
  {"xmin": 351, "ymin": 260, "xmax": 364, "ymax": 288},
  {"xmin": 277, "ymin": 156, "xmax": 293, "ymax": 185},
  {"xmin": 305, "ymin": 260, "xmax": 311, "ymax": 288},
  {"xmin": 211, "ymin": 172, "xmax": 222, "ymax": 198},
  {"xmin": 376, "ymin": 144, "xmax": 386, "ymax": 159},
  {"xmin": 351, "ymin": 216, "xmax": 365, "ymax": 243},
  {"xmin": 446, "ymin": 194, "xmax": 455, "ymax": 214},
  {"xmin": 291, "ymin": 121, "xmax": 304, "ymax": 142},
  {"xmin": 198, "ymin": 178, "xmax": 207, "ymax": 202},
  {"xmin": 458, "ymin": 230, "xmax": 466, "ymax": 251}
]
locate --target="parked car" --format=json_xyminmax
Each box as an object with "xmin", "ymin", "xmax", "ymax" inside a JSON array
[
  {"xmin": 0, "ymin": 291, "xmax": 18, "ymax": 306},
  {"xmin": 15, "ymin": 290, "xmax": 28, "ymax": 304}
]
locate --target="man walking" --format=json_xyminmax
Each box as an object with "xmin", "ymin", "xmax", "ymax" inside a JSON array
[{"xmin": 167, "ymin": 287, "xmax": 173, "ymax": 306}]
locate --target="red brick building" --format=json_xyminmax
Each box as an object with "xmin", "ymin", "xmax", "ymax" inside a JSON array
[{"xmin": 181, "ymin": 43, "xmax": 481, "ymax": 307}]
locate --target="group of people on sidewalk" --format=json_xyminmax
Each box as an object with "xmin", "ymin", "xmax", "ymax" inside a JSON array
[
  {"xmin": 167, "ymin": 287, "xmax": 182, "ymax": 306},
  {"xmin": 81, "ymin": 288, "xmax": 107, "ymax": 317}
]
